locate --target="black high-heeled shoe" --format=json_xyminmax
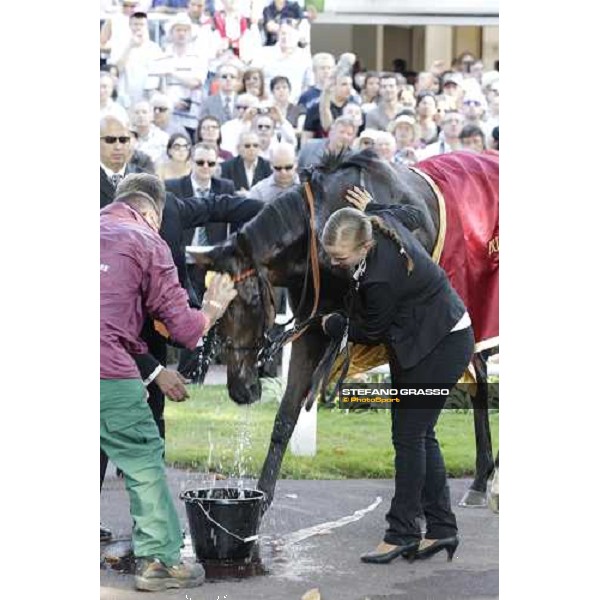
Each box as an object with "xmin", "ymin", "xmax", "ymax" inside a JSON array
[
  {"xmin": 407, "ymin": 536, "xmax": 459, "ymax": 563},
  {"xmin": 360, "ymin": 539, "xmax": 420, "ymax": 564}
]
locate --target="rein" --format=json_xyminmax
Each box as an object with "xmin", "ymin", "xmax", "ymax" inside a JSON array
[{"xmin": 257, "ymin": 182, "xmax": 322, "ymax": 363}]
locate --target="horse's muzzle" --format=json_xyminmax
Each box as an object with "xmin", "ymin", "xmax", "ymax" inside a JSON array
[{"xmin": 228, "ymin": 377, "xmax": 262, "ymax": 405}]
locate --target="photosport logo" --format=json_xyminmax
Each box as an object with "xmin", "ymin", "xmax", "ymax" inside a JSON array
[{"xmin": 338, "ymin": 383, "xmax": 452, "ymax": 409}]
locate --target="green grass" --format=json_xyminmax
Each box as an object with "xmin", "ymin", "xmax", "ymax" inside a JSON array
[{"xmin": 165, "ymin": 385, "xmax": 499, "ymax": 480}]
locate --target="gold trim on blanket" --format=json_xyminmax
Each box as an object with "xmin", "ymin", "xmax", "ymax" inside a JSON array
[{"xmin": 408, "ymin": 166, "xmax": 447, "ymax": 266}]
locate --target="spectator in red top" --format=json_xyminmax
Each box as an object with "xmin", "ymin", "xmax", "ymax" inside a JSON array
[{"xmin": 213, "ymin": 0, "xmax": 251, "ymax": 56}]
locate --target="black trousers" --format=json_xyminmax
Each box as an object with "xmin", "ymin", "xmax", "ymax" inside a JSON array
[
  {"xmin": 100, "ymin": 330, "xmax": 167, "ymax": 489},
  {"xmin": 383, "ymin": 326, "xmax": 474, "ymax": 545}
]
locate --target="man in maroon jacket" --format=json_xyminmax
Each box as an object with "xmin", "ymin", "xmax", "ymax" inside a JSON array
[{"xmin": 100, "ymin": 173, "xmax": 236, "ymax": 591}]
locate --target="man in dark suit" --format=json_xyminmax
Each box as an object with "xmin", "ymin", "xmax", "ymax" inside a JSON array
[
  {"xmin": 166, "ymin": 142, "xmax": 237, "ymax": 246},
  {"xmin": 219, "ymin": 131, "xmax": 272, "ymax": 192},
  {"xmin": 100, "ymin": 116, "xmax": 146, "ymax": 208}
]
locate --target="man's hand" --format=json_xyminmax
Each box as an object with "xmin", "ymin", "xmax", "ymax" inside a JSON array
[
  {"xmin": 155, "ymin": 369, "xmax": 189, "ymax": 402},
  {"xmin": 202, "ymin": 273, "xmax": 238, "ymax": 328},
  {"xmin": 346, "ymin": 186, "xmax": 373, "ymax": 211}
]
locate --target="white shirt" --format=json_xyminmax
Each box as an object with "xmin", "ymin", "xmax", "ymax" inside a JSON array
[
  {"xmin": 221, "ymin": 119, "xmax": 250, "ymax": 156},
  {"xmin": 100, "ymin": 99, "xmax": 129, "ymax": 124},
  {"xmin": 136, "ymin": 125, "xmax": 170, "ymax": 164},
  {"xmin": 244, "ymin": 161, "xmax": 257, "ymax": 189},
  {"xmin": 116, "ymin": 40, "xmax": 164, "ymax": 108},
  {"xmin": 249, "ymin": 173, "xmax": 300, "ymax": 203},
  {"xmin": 101, "ymin": 163, "xmax": 126, "ymax": 180},
  {"xmin": 150, "ymin": 48, "xmax": 207, "ymax": 129},
  {"xmin": 255, "ymin": 46, "xmax": 313, "ymax": 103}
]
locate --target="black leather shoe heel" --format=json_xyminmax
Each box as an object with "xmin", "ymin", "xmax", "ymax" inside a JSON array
[
  {"xmin": 411, "ymin": 536, "xmax": 459, "ymax": 563},
  {"xmin": 360, "ymin": 540, "xmax": 420, "ymax": 564}
]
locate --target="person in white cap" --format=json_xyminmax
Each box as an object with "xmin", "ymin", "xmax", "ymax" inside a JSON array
[
  {"xmin": 149, "ymin": 13, "xmax": 208, "ymax": 140},
  {"xmin": 388, "ymin": 114, "xmax": 420, "ymax": 165}
]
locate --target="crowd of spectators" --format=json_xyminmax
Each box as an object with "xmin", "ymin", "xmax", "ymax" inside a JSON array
[{"xmin": 101, "ymin": 0, "xmax": 500, "ymax": 215}]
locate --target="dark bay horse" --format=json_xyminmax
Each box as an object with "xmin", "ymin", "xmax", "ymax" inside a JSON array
[{"xmin": 196, "ymin": 150, "xmax": 497, "ymax": 511}]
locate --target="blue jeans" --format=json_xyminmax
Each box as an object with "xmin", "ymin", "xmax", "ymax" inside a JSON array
[{"xmin": 383, "ymin": 327, "xmax": 475, "ymax": 545}]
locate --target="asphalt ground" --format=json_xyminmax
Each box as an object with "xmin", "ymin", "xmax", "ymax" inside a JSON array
[{"xmin": 101, "ymin": 468, "xmax": 498, "ymax": 600}]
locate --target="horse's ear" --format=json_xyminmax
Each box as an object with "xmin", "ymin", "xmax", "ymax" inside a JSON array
[{"xmin": 189, "ymin": 247, "xmax": 215, "ymax": 268}]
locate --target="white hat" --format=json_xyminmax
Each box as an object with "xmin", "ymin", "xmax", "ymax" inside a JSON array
[
  {"xmin": 358, "ymin": 128, "xmax": 381, "ymax": 141},
  {"xmin": 167, "ymin": 13, "xmax": 193, "ymax": 34}
]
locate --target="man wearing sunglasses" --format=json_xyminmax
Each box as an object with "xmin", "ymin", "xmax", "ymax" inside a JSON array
[
  {"xmin": 100, "ymin": 115, "xmax": 145, "ymax": 209},
  {"xmin": 166, "ymin": 142, "xmax": 235, "ymax": 247},
  {"xmin": 150, "ymin": 92, "xmax": 188, "ymax": 137},
  {"xmin": 220, "ymin": 131, "xmax": 272, "ymax": 192},
  {"xmin": 246, "ymin": 141, "xmax": 298, "ymax": 203},
  {"xmin": 460, "ymin": 92, "xmax": 487, "ymax": 131},
  {"xmin": 199, "ymin": 63, "xmax": 241, "ymax": 125}
]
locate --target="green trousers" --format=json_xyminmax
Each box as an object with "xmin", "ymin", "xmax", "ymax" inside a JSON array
[{"xmin": 100, "ymin": 379, "xmax": 182, "ymax": 566}]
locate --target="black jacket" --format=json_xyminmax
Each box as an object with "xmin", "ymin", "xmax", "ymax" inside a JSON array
[
  {"xmin": 219, "ymin": 155, "xmax": 272, "ymax": 192},
  {"xmin": 347, "ymin": 207, "xmax": 466, "ymax": 370},
  {"xmin": 165, "ymin": 175, "xmax": 236, "ymax": 245},
  {"xmin": 100, "ymin": 164, "xmax": 145, "ymax": 208}
]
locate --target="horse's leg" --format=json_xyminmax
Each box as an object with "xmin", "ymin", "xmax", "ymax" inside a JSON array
[
  {"xmin": 459, "ymin": 353, "xmax": 496, "ymax": 507},
  {"xmin": 257, "ymin": 331, "xmax": 326, "ymax": 514},
  {"xmin": 488, "ymin": 451, "xmax": 499, "ymax": 513}
]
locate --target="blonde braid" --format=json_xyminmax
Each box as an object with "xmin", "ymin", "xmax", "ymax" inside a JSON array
[{"xmin": 369, "ymin": 216, "xmax": 415, "ymax": 275}]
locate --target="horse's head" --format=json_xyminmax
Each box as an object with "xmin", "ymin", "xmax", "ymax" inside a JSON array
[
  {"xmin": 306, "ymin": 149, "xmax": 402, "ymax": 231},
  {"xmin": 193, "ymin": 235, "xmax": 276, "ymax": 405}
]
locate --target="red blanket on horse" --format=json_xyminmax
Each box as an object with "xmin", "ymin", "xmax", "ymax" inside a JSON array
[{"xmin": 415, "ymin": 150, "xmax": 499, "ymax": 351}]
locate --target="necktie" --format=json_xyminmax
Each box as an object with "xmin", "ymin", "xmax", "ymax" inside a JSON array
[
  {"xmin": 111, "ymin": 173, "xmax": 122, "ymax": 189},
  {"xmin": 224, "ymin": 96, "xmax": 232, "ymax": 121}
]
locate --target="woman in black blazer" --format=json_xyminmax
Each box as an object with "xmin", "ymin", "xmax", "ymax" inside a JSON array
[{"xmin": 321, "ymin": 190, "xmax": 474, "ymax": 565}]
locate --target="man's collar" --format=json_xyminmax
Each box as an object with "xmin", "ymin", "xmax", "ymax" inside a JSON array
[
  {"xmin": 101, "ymin": 163, "xmax": 127, "ymax": 179},
  {"xmin": 191, "ymin": 174, "xmax": 211, "ymax": 192}
]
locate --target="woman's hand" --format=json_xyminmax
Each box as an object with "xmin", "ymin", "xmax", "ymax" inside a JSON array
[
  {"xmin": 321, "ymin": 312, "xmax": 347, "ymax": 341},
  {"xmin": 346, "ymin": 186, "xmax": 373, "ymax": 211}
]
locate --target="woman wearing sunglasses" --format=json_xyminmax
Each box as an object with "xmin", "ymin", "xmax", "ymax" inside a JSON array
[{"xmin": 156, "ymin": 133, "xmax": 193, "ymax": 181}]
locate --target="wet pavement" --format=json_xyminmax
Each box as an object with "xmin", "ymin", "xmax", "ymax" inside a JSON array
[{"xmin": 101, "ymin": 469, "xmax": 498, "ymax": 600}]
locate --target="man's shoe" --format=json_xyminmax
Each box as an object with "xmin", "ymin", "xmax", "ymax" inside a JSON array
[
  {"xmin": 135, "ymin": 557, "xmax": 205, "ymax": 591},
  {"xmin": 360, "ymin": 540, "xmax": 420, "ymax": 564},
  {"xmin": 100, "ymin": 524, "xmax": 112, "ymax": 543}
]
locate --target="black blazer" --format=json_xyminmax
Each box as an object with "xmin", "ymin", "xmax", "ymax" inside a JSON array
[
  {"xmin": 219, "ymin": 156, "xmax": 272, "ymax": 192},
  {"xmin": 165, "ymin": 175, "xmax": 236, "ymax": 245},
  {"xmin": 99, "ymin": 164, "xmax": 144, "ymax": 208},
  {"xmin": 347, "ymin": 207, "xmax": 466, "ymax": 370}
]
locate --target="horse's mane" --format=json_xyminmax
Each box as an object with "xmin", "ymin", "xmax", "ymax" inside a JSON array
[{"xmin": 318, "ymin": 149, "xmax": 400, "ymax": 186}]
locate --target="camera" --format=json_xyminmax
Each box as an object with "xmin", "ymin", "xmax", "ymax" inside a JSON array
[{"xmin": 257, "ymin": 107, "xmax": 271, "ymax": 115}]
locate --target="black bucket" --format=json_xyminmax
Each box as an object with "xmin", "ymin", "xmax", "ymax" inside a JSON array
[{"xmin": 181, "ymin": 488, "xmax": 264, "ymax": 561}]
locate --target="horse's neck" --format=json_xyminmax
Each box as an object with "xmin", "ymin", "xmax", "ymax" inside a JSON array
[{"xmin": 372, "ymin": 166, "xmax": 440, "ymax": 255}]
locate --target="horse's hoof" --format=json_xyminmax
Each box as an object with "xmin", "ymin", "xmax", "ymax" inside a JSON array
[
  {"xmin": 458, "ymin": 489, "xmax": 488, "ymax": 508},
  {"xmin": 488, "ymin": 492, "xmax": 499, "ymax": 514}
]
